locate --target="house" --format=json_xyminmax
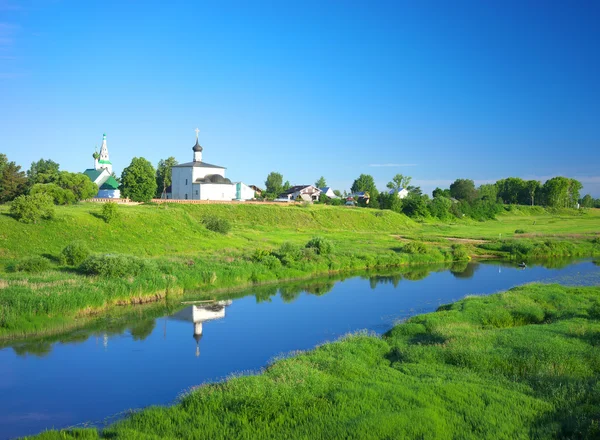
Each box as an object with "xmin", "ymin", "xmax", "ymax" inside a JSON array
[
  {"xmin": 351, "ymin": 191, "xmax": 370, "ymax": 204},
  {"xmin": 277, "ymin": 185, "xmax": 321, "ymax": 202},
  {"xmin": 249, "ymin": 185, "xmax": 263, "ymax": 196},
  {"xmin": 83, "ymin": 133, "xmax": 121, "ymax": 199},
  {"xmin": 388, "ymin": 187, "xmax": 409, "ymax": 199},
  {"xmin": 319, "ymin": 187, "xmax": 339, "ymax": 199},
  {"xmin": 170, "ymin": 129, "xmax": 254, "ymax": 201}
]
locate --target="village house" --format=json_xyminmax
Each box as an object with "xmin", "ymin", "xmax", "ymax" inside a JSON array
[
  {"xmin": 319, "ymin": 186, "xmax": 339, "ymax": 199},
  {"xmin": 276, "ymin": 185, "xmax": 321, "ymax": 202},
  {"xmin": 388, "ymin": 187, "xmax": 409, "ymax": 199}
]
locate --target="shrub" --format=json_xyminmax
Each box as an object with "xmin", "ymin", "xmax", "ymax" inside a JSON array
[
  {"xmin": 305, "ymin": 236, "xmax": 334, "ymax": 255},
  {"xmin": 515, "ymin": 229, "xmax": 526, "ymax": 234},
  {"xmin": 591, "ymin": 237, "xmax": 600, "ymax": 245},
  {"xmin": 276, "ymin": 242, "xmax": 303, "ymax": 265},
  {"xmin": 101, "ymin": 201, "xmax": 120, "ymax": 223},
  {"xmin": 61, "ymin": 241, "xmax": 91, "ymax": 266},
  {"xmin": 79, "ymin": 254, "xmax": 155, "ymax": 277},
  {"xmin": 14, "ymin": 256, "xmax": 51, "ymax": 273},
  {"xmin": 403, "ymin": 241, "xmax": 429, "ymax": 254},
  {"xmin": 10, "ymin": 193, "xmax": 55, "ymax": 223},
  {"xmin": 260, "ymin": 255, "xmax": 282, "ymax": 270},
  {"xmin": 203, "ymin": 216, "xmax": 231, "ymax": 234},
  {"xmin": 252, "ymin": 249, "xmax": 273, "ymax": 262},
  {"xmin": 450, "ymin": 243, "xmax": 470, "ymax": 261}
]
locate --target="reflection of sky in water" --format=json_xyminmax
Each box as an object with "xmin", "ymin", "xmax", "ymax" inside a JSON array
[{"xmin": 0, "ymin": 259, "xmax": 598, "ymax": 439}]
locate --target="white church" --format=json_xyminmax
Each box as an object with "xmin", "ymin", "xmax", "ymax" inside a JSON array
[
  {"xmin": 169, "ymin": 129, "xmax": 254, "ymax": 201},
  {"xmin": 83, "ymin": 133, "xmax": 121, "ymax": 198}
]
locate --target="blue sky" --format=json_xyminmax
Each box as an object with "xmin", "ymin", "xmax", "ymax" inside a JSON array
[{"xmin": 1, "ymin": 0, "xmax": 599, "ymax": 196}]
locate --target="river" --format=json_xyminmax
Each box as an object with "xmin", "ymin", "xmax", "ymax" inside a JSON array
[{"xmin": 0, "ymin": 258, "xmax": 598, "ymax": 439}]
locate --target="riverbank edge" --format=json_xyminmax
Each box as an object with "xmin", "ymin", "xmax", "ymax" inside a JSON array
[
  {"xmin": 3, "ymin": 235, "xmax": 600, "ymax": 342},
  {"xmin": 0, "ymin": 256, "xmax": 470, "ymax": 343},
  {"xmin": 27, "ymin": 282, "xmax": 600, "ymax": 439}
]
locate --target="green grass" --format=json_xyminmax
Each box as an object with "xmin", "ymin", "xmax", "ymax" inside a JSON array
[
  {"xmin": 1, "ymin": 203, "xmax": 599, "ymax": 340},
  {"xmin": 29, "ymin": 283, "xmax": 600, "ymax": 439}
]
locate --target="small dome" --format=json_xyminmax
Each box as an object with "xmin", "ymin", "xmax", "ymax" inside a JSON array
[
  {"xmin": 196, "ymin": 174, "xmax": 232, "ymax": 184},
  {"xmin": 192, "ymin": 139, "xmax": 203, "ymax": 152}
]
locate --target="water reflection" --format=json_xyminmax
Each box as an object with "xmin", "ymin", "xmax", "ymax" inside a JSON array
[
  {"xmin": 3, "ymin": 257, "xmax": 594, "ymax": 360},
  {"xmin": 170, "ymin": 300, "xmax": 232, "ymax": 357}
]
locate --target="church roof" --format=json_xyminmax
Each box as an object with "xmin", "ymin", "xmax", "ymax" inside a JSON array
[
  {"xmin": 99, "ymin": 176, "xmax": 119, "ymax": 190},
  {"xmin": 192, "ymin": 139, "xmax": 203, "ymax": 152},
  {"xmin": 83, "ymin": 168, "xmax": 105, "ymax": 182},
  {"xmin": 195, "ymin": 174, "xmax": 232, "ymax": 184},
  {"xmin": 172, "ymin": 161, "xmax": 225, "ymax": 169}
]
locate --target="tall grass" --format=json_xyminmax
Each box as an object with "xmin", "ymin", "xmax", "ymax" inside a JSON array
[{"xmin": 30, "ymin": 283, "xmax": 600, "ymax": 439}]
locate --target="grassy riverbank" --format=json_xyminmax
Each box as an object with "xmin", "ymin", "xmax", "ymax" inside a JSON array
[
  {"xmin": 1, "ymin": 204, "xmax": 599, "ymax": 340},
  {"xmin": 30, "ymin": 283, "xmax": 600, "ymax": 439}
]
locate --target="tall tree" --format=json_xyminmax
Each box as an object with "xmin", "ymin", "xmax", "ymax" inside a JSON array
[
  {"xmin": 121, "ymin": 157, "xmax": 157, "ymax": 202},
  {"xmin": 315, "ymin": 176, "xmax": 327, "ymax": 188},
  {"xmin": 449, "ymin": 179, "xmax": 477, "ymax": 202},
  {"xmin": 525, "ymin": 180, "xmax": 541, "ymax": 206},
  {"xmin": 282, "ymin": 180, "xmax": 291, "ymax": 191},
  {"xmin": 351, "ymin": 174, "xmax": 379, "ymax": 207},
  {"xmin": 0, "ymin": 154, "xmax": 27, "ymax": 203},
  {"xmin": 496, "ymin": 177, "xmax": 528, "ymax": 204},
  {"xmin": 27, "ymin": 159, "xmax": 60, "ymax": 186},
  {"xmin": 386, "ymin": 174, "xmax": 412, "ymax": 192},
  {"xmin": 477, "ymin": 184, "xmax": 498, "ymax": 202},
  {"xmin": 580, "ymin": 194, "xmax": 594, "ymax": 208},
  {"xmin": 541, "ymin": 177, "xmax": 570, "ymax": 207},
  {"xmin": 265, "ymin": 172, "xmax": 284, "ymax": 197},
  {"xmin": 156, "ymin": 157, "xmax": 179, "ymax": 197},
  {"xmin": 56, "ymin": 171, "xmax": 98, "ymax": 201}
]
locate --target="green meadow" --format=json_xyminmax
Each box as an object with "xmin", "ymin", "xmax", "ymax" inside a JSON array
[
  {"xmin": 30, "ymin": 283, "xmax": 600, "ymax": 439},
  {"xmin": 1, "ymin": 203, "xmax": 599, "ymax": 340}
]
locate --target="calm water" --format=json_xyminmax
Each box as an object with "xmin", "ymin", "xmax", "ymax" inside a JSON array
[{"xmin": 1, "ymin": 259, "xmax": 599, "ymax": 439}]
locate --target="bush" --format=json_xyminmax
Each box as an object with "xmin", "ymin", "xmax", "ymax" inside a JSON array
[
  {"xmin": 14, "ymin": 256, "xmax": 51, "ymax": 273},
  {"xmin": 276, "ymin": 242, "xmax": 303, "ymax": 265},
  {"xmin": 61, "ymin": 241, "xmax": 91, "ymax": 266},
  {"xmin": 252, "ymin": 249, "xmax": 273, "ymax": 262},
  {"xmin": 305, "ymin": 236, "xmax": 334, "ymax": 255},
  {"xmin": 10, "ymin": 193, "xmax": 55, "ymax": 223},
  {"xmin": 403, "ymin": 241, "xmax": 429, "ymax": 254},
  {"xmin": 203, "ymin": 216, "xmax": 231, "ymax": 234},
  {"xmin": 79, "ymin": 254, "xmax": 155, "ymax": 277},
  {"xmin": 260, "ymin": 255, "xmax": 282, "ymax": 270},
  {"xmin": 450, "ymin": 244, "xmax": 470, "ymax": 261},
  {"xmin": 515, "ymin": 229, "xmax": 526, "ymax": 234},
  {"xmin": 101, "ymin": 201, "xmax": 120, "ymax": 223},
  {"xmin": 30, "ymin": 183, "xmax": 75, "ymax": 205}
]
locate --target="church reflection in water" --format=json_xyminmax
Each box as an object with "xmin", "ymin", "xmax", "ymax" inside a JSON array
[{"xmin": 170, "ymin": 300, "xmax": 232, "ymax": 357}]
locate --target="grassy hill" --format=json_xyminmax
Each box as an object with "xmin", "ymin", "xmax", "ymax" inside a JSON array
[{"xmin": 0, "ymin": 203, "xmax": 599, "ymax": 340}]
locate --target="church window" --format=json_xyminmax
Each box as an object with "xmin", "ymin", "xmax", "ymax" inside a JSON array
[
  {"xmin": 186, "ymin": 179, "xmax": 188, "ymax": 185},
  {"xmin": 185, "ymin": 194, "xmax": 188, "ymax": 200},
  {"xmin": 195, "ymin": 190, "xmax": 198, "ymax": 195}
]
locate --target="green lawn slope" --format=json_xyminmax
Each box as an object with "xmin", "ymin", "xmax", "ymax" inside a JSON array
[{"xmin": 30, "ymin": 283, "xmax": 600, "ymax": 439}]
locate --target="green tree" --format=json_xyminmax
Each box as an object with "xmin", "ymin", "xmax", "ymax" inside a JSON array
[
  {"xmin": 432, "ymin": 187, "xmax": 451, "ymax": 198},
  {"xmin": 265, "ymin": 172, "xmax": 284, "ymax": 197},
  {"xmin": 333, "ymin": 189, "xmax": 342, "ymax": 197},
  {"xmin": 541, "ymin": 177, "xmax": 574, "ymax": 208},
  {"xmin": 156, "ymin": 157, "xmax": 178, "ymax": 198},
  {"xmin": 56, "ymin": 171, "xmax": 98, "ymax": 201},
  {"xmin": 525, "ymin": 180, "xmax": 541, "ymax": 206},
  {"xmin": 30, "ymin": 183, "xmax": 75, "ymax": 205},
  {"xmin": 121, "ymin": 157, "xmax": 157, "ymax": 202},
  {"xmin": 568, "ymin": 179, "xmax": 583, "ymax": 208},
  {"xmin": 315, "ymin": 176, "xmax": 327, "ymax": 188},
  {"xmin": 27, "ymin": 159, "xmax": 60, "ymax": 186},
  {"xmin": 10, "ymin": 193, "xmax": 55, "ymax": 223},
  {"xmin": 0, "ymin": 154, "xmax": 27, "ymax": 203},
  {"xmin": 429, "ymin": 196, "xmax": 452, "ymax": 219},
  {"xmin": 282, "ymin": 180, "xmax": 291, "ymax": 191},
  {"xmin": 580, "ymin": 194, "xmax": 594, "ymax": 208},
  {"xmin": 402, "ymin": 194, "xmax": 429, "ymax": 218},
  {"xmin": 449, "ymin": 179, "xmax": 477, "ymax": 202},
  {"xmin": 386, "ymin": 174, "xmax": 411, "ymax": 192},
  {"xmin": 351, "ymin": 174, "xmax": 379, "ymax": 208},
  {"xmin": 496, "ymin": 178, "xmax": 528, "ymax": 204},
  {"xmin": 477, "ymin": 184, "xmax": 498, "ymax": 201}
]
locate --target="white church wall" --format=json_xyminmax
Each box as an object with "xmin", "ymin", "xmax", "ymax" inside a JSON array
[
  {"xmin": 171, "ymin": 167, "xmax": 194, "ymax": 200},
  {"xmin": 198, "ymin": 184, "xmax": 235, "ymax": 201},
  {"xmin": 235, "ymin": 182, "xmax": 255, "ymax": 200},
  {"xmin": 97, "ymin": 189, "xmax": 121, "ymax": 198},
  {"xmin": 192, "ymin": 166, "xmax": 225, "ymax": 181}
]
